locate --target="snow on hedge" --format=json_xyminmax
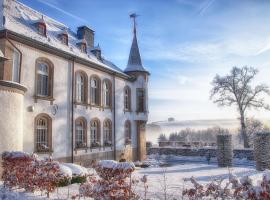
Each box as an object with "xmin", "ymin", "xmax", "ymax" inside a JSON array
[
  {"xmin": 59, "ymin": 164, "xmax": 73, "ymax": 178},
  {"xmin": 62, "ymin": 163, "xmax": 88, "ymax": 177},
  {"xmin": 98, "ymin": 160, "xmax": 135, "ymax": 170}
]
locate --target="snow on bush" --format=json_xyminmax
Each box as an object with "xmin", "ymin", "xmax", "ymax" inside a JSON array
[
  {"xmin": 182, "ymin": 170, "xmax": 270, "ymax": 200},
  {"xmin": 79, "ymin": 160, "xmax": 137, "ymax": 199},
  {"xmin": 1, "ymin": 151, "xmax": 67, "ymax": 197},
  {"xmin": 62, "ymin": 163, "xmax": 88, "ymax": 177}
]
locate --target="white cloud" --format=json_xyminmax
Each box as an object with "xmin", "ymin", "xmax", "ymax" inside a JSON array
[{"xmin": 36, "ymin": 0, "xmax": 88, "ymax": 23}]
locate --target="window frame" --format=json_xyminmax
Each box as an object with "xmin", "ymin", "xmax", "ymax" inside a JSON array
[
  {"xmin": 90, "ymin": 75, "xmax": 101, "ymax": 107},
  {"xmin": 136, "ymin": 88, "xmax": 145, "ymax": 113},
  {"xmin": 102, "ymin": 79, "xmax": 112, "ymax": 109},
  {"xmin": 103, "ymin": 119, "xmax": 112, "ymax": 146},
  {"xmin": 34, "ymin": 113, "xmax": 52, "ymax": 153},
  {"xmin": 35, "ymin": 58, "xmax": 54, "ymax": 104},
  {"xmin": 75, "ymin": 71, "xmax": 88, "ymax": 104},
  {"xmin": 75, "ymin": 117, "xmax": 87, "ymax": 149},
  {"xmin": 124, "ymin": 86, "xmax": 131, "ymax": 112},
  {"xmin": 90, "ymin": 118, "xmax": 101, "ymax": 148}
]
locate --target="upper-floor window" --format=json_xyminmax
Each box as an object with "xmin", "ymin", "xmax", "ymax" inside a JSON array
[
  {"xmin": 38, "ymin": 23, "xmax": 46, "ymax": 36},
  {"xmin": 103, "ymin": 119, "xmax": 112, "ymax": 146},
  {"xmin": 90, "ymin": 76, "xmax": 100, "ymax": 106},
  {"xmin": 75, "ymin": 117, "xmax": 87, "ymax": 148},
  {"xmin": 90, "ymin": 119, "xmax": 100, "ymax": 147},
  {"xmin": 125, "ymin": 120, "xmax": 131, "ymax": 145},
  {"xmin": 124, "ymin": 86, "xmax": 131, "ymax": 111},
  {"xmin": 35, "ymin": 114, "xmax": 52, "ymax": 152},
  {"xmin": 136, "ymin": 88, "xmax": 145, "ymax": 112},
  {"xmin": 103, "ymin": 80, "xmax": 111, "ymax": 108},
  {"xmin": 75, "ymin": 71, "xmax": 87, "ymax": 103},
  {"xmin": 36, "ymin": 59, "xmax": 53, "ymax": 98},
  {"xmin": 12, "ymin": 49, "xmax": 20, "ymax": 83}
]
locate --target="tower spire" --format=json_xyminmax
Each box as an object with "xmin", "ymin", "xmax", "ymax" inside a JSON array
[{"xmin": 125, "ymin": 13, "xmax": 148, "ymax": 74}]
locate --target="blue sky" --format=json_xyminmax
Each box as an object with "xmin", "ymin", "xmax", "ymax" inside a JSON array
[{"xmin": 20, "ymin": 0, "xmax": 270, "ymax": 122}]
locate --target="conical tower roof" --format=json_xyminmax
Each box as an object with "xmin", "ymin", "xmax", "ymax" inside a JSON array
[{"xmin": 124, "ymin": 14, "xmax": 148, "ymax": 74}]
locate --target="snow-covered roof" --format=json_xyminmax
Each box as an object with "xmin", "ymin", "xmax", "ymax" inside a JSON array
[{"xmin": 1, "ymin": 0, "xmax": 129, "ymax": 78}]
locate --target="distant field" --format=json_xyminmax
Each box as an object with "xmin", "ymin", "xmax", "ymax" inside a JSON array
[{"xmin": 146, "ymin": 118, "xmax": 270, "ymax": 144}]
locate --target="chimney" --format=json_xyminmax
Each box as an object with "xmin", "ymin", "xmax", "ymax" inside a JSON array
[{"xmin": 77, "ymin": 26, "xmax": 94, "ymax": 48}]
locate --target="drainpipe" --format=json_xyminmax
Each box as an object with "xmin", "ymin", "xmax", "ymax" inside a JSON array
[
  {"xmin": 113, "ymin": 73, "xmax": 116, "ymax": 160},
  {"xmin": 71, "ymin": 59, "xmax": 75, "ymax": 163},
  {"xmin": 4, "ymin": 31, "xmax": 23, "ymax": 83}
]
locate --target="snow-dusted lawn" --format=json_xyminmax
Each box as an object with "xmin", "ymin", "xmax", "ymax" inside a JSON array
[
  {"xmin": 0, "ymin": 157, "xmax": 264, "ymax": 199},
  {"xmin": 135, "ymin": 163, "xmax": 262, "ymax": 199}
]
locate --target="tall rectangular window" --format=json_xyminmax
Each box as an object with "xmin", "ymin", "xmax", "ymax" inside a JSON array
[
  {"xmin": 136, "ymin": 88, "xmax": 145, "ymax": 112},
  {"xmin": 12, "ymin": 50, "xmax": 20, "ymax": 83},
  {"xmin": 37, "ymin": 63, "xmax": 49, "ymax": 96}
]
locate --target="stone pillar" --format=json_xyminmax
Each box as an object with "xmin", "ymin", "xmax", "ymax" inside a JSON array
[
  {"xmin": 217, "ymin": 134, "xmax": 233, "ymax": 167},
  {"xmin": 254, "ymin": 132, "xmax": 270, "ymax": 171},
  {"xmin": 137, "ymin": 121, "xmax": 147, "ymax": 161}
]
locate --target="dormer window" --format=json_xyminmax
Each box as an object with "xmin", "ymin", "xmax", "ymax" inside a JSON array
[
  {"xmin": 61, "ymin": 34, "xmax": 68, "ymax": 45},
  {"xmin": 38, "ymin": 23, "xmax": 46, "ymax": 36},
  {"xmin": 81, "ymin": 43, "xmax": 87, "ymax": 53},
  {"xmin": 77, "ymin": 39, "xmax": 87, "ymax": 53}
]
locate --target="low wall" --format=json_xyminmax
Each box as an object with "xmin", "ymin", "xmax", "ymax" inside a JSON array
[{"xmin": 147, "ymin": 147, "xmax": 254, "ymax": 160}]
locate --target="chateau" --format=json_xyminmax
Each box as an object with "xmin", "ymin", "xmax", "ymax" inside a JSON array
[{"xmin": 0, "ymin": 0, "xmax": 149, "ymax": 166}]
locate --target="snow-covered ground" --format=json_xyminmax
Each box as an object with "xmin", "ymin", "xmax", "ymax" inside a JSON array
[{"xmin": 0, "ymin": 155, "xmax": 265, "ymax": 199}]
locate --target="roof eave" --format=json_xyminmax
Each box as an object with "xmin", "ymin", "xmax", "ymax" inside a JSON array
[{"xmin": 0, "ymin": 29, "xmax": 130, "ymax": 80}]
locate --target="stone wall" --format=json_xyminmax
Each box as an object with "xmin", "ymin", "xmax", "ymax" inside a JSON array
[{"xmin": 147, "ymin": 147, "xmax": 254, "ymax": 160}]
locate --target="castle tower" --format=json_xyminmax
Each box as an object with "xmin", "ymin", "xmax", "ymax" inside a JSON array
[{"xmin": 125, "ymin": 14, "xmax": 149, "ymax": 161}]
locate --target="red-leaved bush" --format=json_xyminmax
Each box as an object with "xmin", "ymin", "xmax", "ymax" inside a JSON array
[
  {"xmin": 183, "ymin": 170, "xmax": 270, "ymax": 200},
  {"xmin": 79, "ymin": 160, "xmax": 138, "ymax": 200},
  {"xmin": 2, "ymin": 151, "xmax": 67, "ymax": 197}
]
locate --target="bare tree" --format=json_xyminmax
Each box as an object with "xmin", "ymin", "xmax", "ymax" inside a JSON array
[
  {"xmin": 210, "ymin": 66, "xmax": 270, "ymax": 148},
  {"xmin": 239, "ymin": 118, "xmax": 269, "ymax": 147}
]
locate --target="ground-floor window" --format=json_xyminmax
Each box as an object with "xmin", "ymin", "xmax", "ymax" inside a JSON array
[{"xmin": 35, "ymin": 114, "xmax": 52, "ymax": 152}]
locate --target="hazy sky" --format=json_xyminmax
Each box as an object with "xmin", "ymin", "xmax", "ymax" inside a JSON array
[{"xmin": 20, "ymin": 0, "xmax": 270, "ymax": 122}]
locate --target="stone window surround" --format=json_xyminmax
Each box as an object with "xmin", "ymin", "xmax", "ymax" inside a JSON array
[
  {"xmin": 74, "ymin": 117, "xmax": 87, "ymax": 149},
  {"xmin": 34, "ymin": 113, "xmax": 52, "ymax": 153},
  {"xmin": 34, "ymin": 57, "xmax": 54, "ymax": 105},
  {"xmin": 74, "ymin": 70, "xmax": 88, "ymax": 107},
  {"xmin": 123, "ymin": 85, "xmax": 132, "ymax": 112}
]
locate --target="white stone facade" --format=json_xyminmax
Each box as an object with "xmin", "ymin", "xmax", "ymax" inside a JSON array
[{"xmin": 0, "ymin": 0, "xmax": 149, "ymax": 164}]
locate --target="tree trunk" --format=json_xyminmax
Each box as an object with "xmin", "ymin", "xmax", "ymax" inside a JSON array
[{"xmin": 240, "ymin": 112, "xmax": 249, "ymax": 148}]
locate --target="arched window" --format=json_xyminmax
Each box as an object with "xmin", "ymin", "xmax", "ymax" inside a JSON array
[
  {"xmin": 103, "ymin": 80, "xmax": 111, "ymax": 108},
  {"xmin": 90, "ymin": 76, "xmax": 101, "ymax": 106},
  {"xmin": 75, "ymin": 117, "xmax": 87, "ymax": 148},
  {"xmin": 36, "ymin": 58, "xmax": 53, "ymax": 99},
  {"xmin": 75, "ymin": 71, "xmax": 87, "ymax": 103},
  {"xmin": 103, "ymin": 119, "xmax": 112, "ymax": 146},
  {"xmin": 35, "ymin": 114, "xmax": 52, "ymax": 152},
  {"xmin": 125, "ymin": 120, "xmax": 131, "ymax": 145},
  {"xmin": 90, "ymin": 119, "xmax": 100, "ymax": 148},
  {"xmin": 124, "ymin": 86, "xmax": 131, "ymax": 111}
]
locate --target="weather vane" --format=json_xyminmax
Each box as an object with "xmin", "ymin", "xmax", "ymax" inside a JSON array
[{"xmin": 130, "ymin": 13, "xmax": 139, "ymax": 35}]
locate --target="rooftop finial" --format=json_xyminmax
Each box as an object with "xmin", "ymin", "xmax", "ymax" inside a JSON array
[{"xmin": 130, "ymin": 13, "xmax": 139, "ymax": 35}]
